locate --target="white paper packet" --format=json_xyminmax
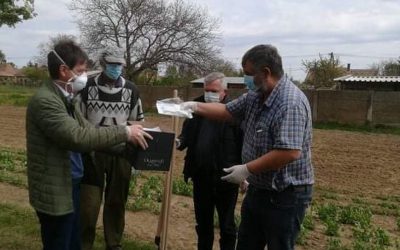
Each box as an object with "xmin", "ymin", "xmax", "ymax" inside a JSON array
[{"xmin": 156, "ymin": 98, "xmax": 193, "ymax": 118}]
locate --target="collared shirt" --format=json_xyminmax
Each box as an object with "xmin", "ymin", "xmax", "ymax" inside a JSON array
[
  {"xmin": 54, "ymin": 81, "xmax": 84, "ymax": 179},
  {"xmin": 226, "ymin": 76, "xmax": 314, "ymax": 191}
]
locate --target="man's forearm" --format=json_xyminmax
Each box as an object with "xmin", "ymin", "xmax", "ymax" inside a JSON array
[
  {"xmin": 246, "ymin": 149, "xmax": 301, "ymax": 174},
  {"xmin": 195, "ymin": 102, "xmax": 233, "ymax": 121}
]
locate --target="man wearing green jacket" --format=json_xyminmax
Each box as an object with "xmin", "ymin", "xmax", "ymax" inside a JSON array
[{"xmin": 26, "ymin": 39, "xmax": 151, "ymax": 250}]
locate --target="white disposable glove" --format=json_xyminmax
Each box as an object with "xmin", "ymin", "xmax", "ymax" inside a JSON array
[
  {"xmin": 180, "ymin": 101, "xmax": 198, "ymax": 114},
  {"xmin": 221, "ymin": 164, "xmax": 251, "ymax": 184},
  {"xmin": 240, "ymin": 180, "xmax": 249, "ymax": 194},
  {"xmin": 126, "ymin": 124, "xmax": 153, "ymax": 149},
  {"xmin": 175, "ymin": 138, "xmax": 181, "ymax": 149}
]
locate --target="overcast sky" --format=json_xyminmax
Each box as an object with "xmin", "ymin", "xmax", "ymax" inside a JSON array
[{"xmin": 1, "ymin": 0, "xmax": 399, "ymax": 80}]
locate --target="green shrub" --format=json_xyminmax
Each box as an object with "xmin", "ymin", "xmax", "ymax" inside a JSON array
[
  {"xmin": 317, "ymin": 203, "xmax": 339, "ymax": 223},
  {"xmin": 339, "ymin": 205, "xmax": 372, "ymax": 227},
  {"xmin": 0, "ymin": 151, "xmax": 15, "ymax": 171},
  {"xmin": 373, "ymin": 227, "xmax": 390, "ymax": 247},
  {"xmin": 327, "ymin": 237, "xmax": 347, "ymax": 250},
  {"xmin": 172, "ymin": 178, "xmax": 193, "ymax": 197},
  {"xmin": 296, "ymin": 224, "xmax": 308, "ymax": 245},
  {"xmin": 325, "ymin": 218, "xmax": 340, "ymax": 236},
  {"xmin": 127, "ymin": 176, "xmax": 163, "ymax": 214},
  {"xmin": 302, "ymin": 211, "xmax": 315, "ymax": 230},
  {"xmin": 353, "ymin": 223, "xmax": 373, "ymax": 243}
]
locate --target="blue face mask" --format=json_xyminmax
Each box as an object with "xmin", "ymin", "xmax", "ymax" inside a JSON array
[
  {"xmin": 243, "ymin": 74, "xmax": 258, "ymax": 91},
  {"xmin": 105, "ymin": 64, "xmax": 123, "ymax": 80}
]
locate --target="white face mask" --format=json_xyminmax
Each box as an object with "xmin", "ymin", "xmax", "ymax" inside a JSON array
[
  {"xmin": 67, "ymin": 71, "xmax": 88, "ymax": 93},
  {"xmin": 51, "ymin": 50, "xmax": 88, "ymax": 93},
  {"xmin": 204, "ymin": 91, "xmax": 220, "ymax": 103}
]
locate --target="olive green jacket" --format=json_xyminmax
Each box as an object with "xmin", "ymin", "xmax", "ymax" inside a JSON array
[{"xmin": 26, "ymin": 81, "xmax": 128, "ymax": 215}]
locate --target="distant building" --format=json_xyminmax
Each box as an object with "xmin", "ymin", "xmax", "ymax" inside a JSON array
[
  {"xmin": 190, "ymin": 76, "xmax": 246, "ymax": 89},
  {"xmin": 0, "ymin": 63, "xmax": 29, "ymax": 85},
  {"xmin": 344, "ymin": 63, "xmax": 379, "ymax": 77},
  {"xmin": 334, "ymin": 75, "xmax": 400, "ymax": 91}
]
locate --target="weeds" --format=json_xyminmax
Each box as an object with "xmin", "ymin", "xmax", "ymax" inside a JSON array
[
  {"xmin": 296, "ymin": 224, "xmax": 308, "ymax": 245},
  {"xmin": 327, "ymin": 237, "xmax": 347, "ymax": 250},
  {"xmin": 339, "ymin": 205, "xmax": 372, "ymax": 227},
  {"xmin": 317, "ymin": 203, "xmax": 339, "ymax": 223},
  {"xmin": 302, "ymin": 211, "xmax": 315, "ymax": 230},
  {"xmin": 353, "ymin": 224, "xmax": 391, "ymax": 249},
  {"xmin": 172, "ymin": 178, "xmax": 193, "ymax": 197},
  {"xmin": 373, "ymin": 227, "xmax": 390, "ymax": 246},
  {"xmin": 127, "ymin": 176, "xmax": 163, "ymax": 214},
  {"xmin": 397, "ymin": 217, "xmax": 400, "ymax": 231},
  {"xmin": 326, "ymin": 219, "xmax": 340, "ymax": 236},
  {"xmin": 0, "ymin": 151, "xmax": 15, "ymax": 171}
]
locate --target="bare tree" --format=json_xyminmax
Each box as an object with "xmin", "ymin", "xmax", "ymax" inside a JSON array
[
  {"xmin": 207, "ymin": 57, "xmax": 240, "ymax": 76},
  {"xmin": 69, "ymin": 0, "xmax": 221, "ymax": 81},
  {"xmin": 34, "ymin": 34, "xmax": 78, "ymax": 66},
  {"xmin": 0, "ymin": 50, "xmax": 6, "ymax": 63},
  {"xmin": 370, "ymin": 59, "xmax": 400, "ymax": 76}
]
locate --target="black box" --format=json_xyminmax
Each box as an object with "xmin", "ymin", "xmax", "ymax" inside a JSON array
[{"xmin": 131, "ymin": 131, "xmax": 175, "ymax": 171}]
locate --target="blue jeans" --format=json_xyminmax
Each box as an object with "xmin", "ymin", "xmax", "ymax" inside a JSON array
[
  {"xmin": 36, "ymin": 178, "xmax": 82, "ymax": 250},
  {"xmin": 236, "ymin": 185, "xmax": 312, "ymax": 250}
]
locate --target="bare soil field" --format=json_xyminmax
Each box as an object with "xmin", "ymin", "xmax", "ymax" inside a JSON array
[{"xmin": 1, "ymin": 105, "xmax": 400, "ymax": 249}]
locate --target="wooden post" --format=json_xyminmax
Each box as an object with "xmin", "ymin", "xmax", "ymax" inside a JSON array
[{"xmin": 158, "ymin": 89, "xmax": 179, "ymax": 250}]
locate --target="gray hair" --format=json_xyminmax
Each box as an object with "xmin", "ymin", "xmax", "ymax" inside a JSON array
[
  {"xmin": 203, "ymin": 72, "xmax": 227, "ymax": 89},
  {"xmin": 241, "ymin": 44, "xmax": 284, "ymax": 78}
]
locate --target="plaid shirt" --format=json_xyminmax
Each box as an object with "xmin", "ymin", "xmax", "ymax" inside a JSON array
[{"xmin": 226, "ymin": 76, "xmax": 314, "ymax": 191}]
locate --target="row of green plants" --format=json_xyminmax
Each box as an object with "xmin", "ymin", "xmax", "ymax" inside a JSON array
[
  {"xmin": 0, "ymin": 148, "xmax": 194, "ymax": 216},
  {"xmin": 126, "ymin": 174, "xmax": 193, "ymax": 214},
  {"xmin": 3, "ymin": 147, "xmax": 400, "ymax": 249},
  {"xmin": 296, "ymin": 199, "xmax": 400, "ymax": 249}
]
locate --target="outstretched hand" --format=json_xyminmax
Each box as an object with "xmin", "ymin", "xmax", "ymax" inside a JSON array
[
  {"xmin": 127, "ymin": 124, "xmax": 153, "ymax": 149},
  {"xmin": 179, "ymin": 101, "xmax": 198, "ymax": 113}
]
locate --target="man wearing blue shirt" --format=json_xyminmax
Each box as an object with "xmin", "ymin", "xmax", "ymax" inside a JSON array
[{"xmin": 180, "ymin": 44, "xmax": 313, "ymax": 250}]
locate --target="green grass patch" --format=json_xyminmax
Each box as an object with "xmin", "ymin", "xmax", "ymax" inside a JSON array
[
  {"xmin": 320, "ymin": 192, "xmax": 339, "ymax": 200},
  {"xmin": 0, "ymin": 84, "xmax": 38, "ymax": 106},
  {"xmin": 172, "ymin": 178, "xmax": 193, "ymax": 197},
  {"xmin": 317, "ymin": 203, "xmax": 340, "ymax": 223},
  {"xmin": 127, "ymin": 175, "xmax": 163, "ymax": 214},
  {"xmin": 351, "ymin": 197, "xmax": 369, "ymax": 206},
  {"xmin": 0, "ymin": 202, "xmax": 156, "ymax": 250},
  {"xmin": 314, "ymin": 122, "xmax": 400, "ymax": 135},
  {"xmin": 326, "ymin": 237, "xmax": 348, "ymax": 250},
  {"xmin": 378, "ymin": 201, "xmax": 399, "ymax": 210},
  {"xmin": 339, "ymin": 205, "xmax": 372, "ymax": 227},
  {"xmin": 0, "ymin": 148, "xmax": 27, "ymax": 188},
  {"xmin": 0, "ymin": 203, "xmax": 41, "ymax": 249}
]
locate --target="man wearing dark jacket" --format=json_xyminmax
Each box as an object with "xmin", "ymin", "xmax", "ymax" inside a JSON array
[{"xmin": 177, "ymin": 72, "xmax": 243, "ymax": 250}]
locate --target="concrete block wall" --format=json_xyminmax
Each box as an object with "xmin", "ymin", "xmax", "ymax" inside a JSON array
[{"xmin": 137, "ymin": 85, "xmax": 400, "ymax": 126}]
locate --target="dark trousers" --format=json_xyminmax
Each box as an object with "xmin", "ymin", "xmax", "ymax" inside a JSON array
[
  {"xmin": 192, "ymin": 175, "xmax": 239, "ymax": 250},
  {"xmin": 80, "ymin": 153, "xmax": 132, "ymax": 250},
  {"xmin": 236, "ymin": 185, "xmax": 312, "ymax": 250},
  {"xmin": 36, "ymin": 178, "xmax": 81, "ymax": 250}
]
